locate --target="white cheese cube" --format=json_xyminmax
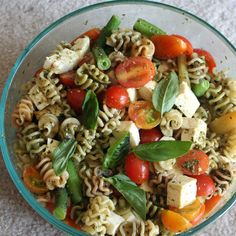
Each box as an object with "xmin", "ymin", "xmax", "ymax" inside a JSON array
[
  {"xmin": 28, "ymin": 85, "xmax": 49, "ymax": 110},
  {"xmin": 71, "ymin": 36, "xmax": 90, "ymax": 55},
  {"xmin": 126, "ymin": 88, "xmax": 137, "ymax": 102},
  {"xmin": 167, "ymin": 175, "xmax": 197, "ymax": 208},
  {"xmin": 175, "ymin": 81, "xmax": 200, "ymax": 118},
  {"xmin": 106, "ymin": 211, "xmax": 125, "ymax": 235},
  {"xmin": 113, "ymin": 121, "xmax": 140, "ymax": 147},
  {"xmin": 124, "ymin": 211, "xmax": 137, "ymax": 222},
  {"xmin": 138, "ymin": 80, "xmax": 157, "ymax": 101}
]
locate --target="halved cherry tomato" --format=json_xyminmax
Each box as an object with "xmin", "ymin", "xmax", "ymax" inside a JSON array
[
  {"xmin": 59, "ymin": 71, "xmax": 76, "ymax": 88},
  {"xmin": 204, "ymin": 195, "xmax": 222, "ymax": 216},
  {"xmin": 105, "ymin": 85, "xmax": 129, "ymax": 109},
  {"xmin": 34, "ymin": 68, "xmax": 44, "ymax": 78},
  {"xmin": 46, "ymin": 202, "xmax": 55, "ymax": 213},
  {"xmin": 192, "ymin": 174, "xmax": 215, "ymax": 196},
  {"xmin": 71, "ymin": 28, "xmax": 101, "ymax": 45},
  {"xmin": 125, "ymin": 153, "xmax": 149, "ymax": 185},
  {"xmin": 172, "ymin": 34, "xmax": 193, "ymax": 55},
  {"xmin": 23, "ymin": 165, "xmax": 48, "ymax": 194},
  {"xmin": 161, "ymin": 210, "xmax": 192, "ymax": 233},
  {"xmin": 67, "ymin": 88, "xmax": 86, "ymax": 114},
  {"xmin": 193, "ymin": 49, "xmax": 216, "ymax": 73},
  {"xmin": 150, "ymin": 35, "xmax": 187, "ymax": 59},
  {"xmin": 128, "ymin": 101, "xmax": 161, "ymax": 129},
  {"xmin": 64, "ymin": 207, "xmax": 81, "ymax": 230},
  {"xmin": 191, "ymin": 204, "xmax": 205, "ymax": 226},
  {"xmin": 78, "ymin": 52, "xmax": 94, "ymax": 67},
  {"xmin": 115, "ymin": 57, "xmax": 155, "ymax": 88},
  {"xmin": 140, "ymin": 127, "xmax": 163, "ymax": 144},
  {"xmin": 177, "ymin": 150, "xmax": 209, "ymax": 175}
]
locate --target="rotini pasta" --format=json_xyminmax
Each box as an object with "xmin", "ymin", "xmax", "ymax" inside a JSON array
[
  {"xmin": 109, "ymin": 51, "xmax": 127, "ymax": 68},
  {"xmin": 59, "ymin": 117, "xmax": 80, "ymax": 139},
  {"xmin": 38, "ymin": 114, "xmax": 59, "ymax": 138}
]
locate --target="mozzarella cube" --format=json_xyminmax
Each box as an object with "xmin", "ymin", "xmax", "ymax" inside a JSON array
[
  {"xmin": 175, "ymin": 81, "xmax": 200, "ymax": 118},
  {"xmin": 138, "ymin": 80, "xmax": 157, "ymax": 101},
  {"xmin": 71, "ymin": 36, "xmax": 90, "ymax": 55},
  {"xmin": 124, "ymin": 211, "xmax": 137, "ymax": 222},
  {"xmin": 167, "ymin": 175, "xmax": 197, "ymax": 208},
  {"xmin": 106, "ymin": 211, "xmax": 125, "ymax": 235},
  {"xmin": 113, "ymin": 121, "xmax": 140, "ymax": 147},
  {"xmin": 126, "ymin": 88, "xmax": 137, "ymax": 102},
  {"xmin": 28, "ymin": 85, "xmax": 49, "ymax": 110}
]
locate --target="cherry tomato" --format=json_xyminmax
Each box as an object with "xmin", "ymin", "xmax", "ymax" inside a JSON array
[
  {"xmin": 172, "ymin": 34, "xmax": 193, "ymax": 55},
  {"xmin": 78, "ymin": 52, "xmax": 94, "ymax": 67},
  {"xmin": 204, "ymin": 195, "xmax": 222, "ymax": 216},
  {"xmin": 23, "ymin": 165, "xmax": 48, "ymax": 194},
  {"xmin": 161, "ymin": 210, "xmax": 192, "ymax": 233},
  {"xmin": 140, "ymin": 127, "xmax": 163, "ymax": 144},
  {"xmin": 59, "ymin": 71, "xmax": 76, "ymax": 88},
  {"xmin": 125, "ymin": 153, "xmax": 149, "ymax": 185},
  {"xmin": 71, "ymin": 28, "xmax": 101, "ymax": 45},
  {"xmin": 191, "ymin": 204, "xmax": 205, "ymax": 226},
  {"xmin": 115, "ymin": 57, "xmax": 155, "ymax": 88},
  {"xmin": 34, "ymin": 68, "xmax": 44, "ymax": 78},
  {"xmin": 46, "ymin": 202, "xmax": 55, "ymax": 213},
  {"xmin": 64, "ymin": 207, "xmax": 81, "ymax": 230},
  {"xmin": 128, "ymin": 101, "xmax": 161, "ymax": 129},
  {"xmin": 193, "ymin": 49, "xmax": 216, "ymax": 73},
  {"xmin": 192, "ymin": 174, "xmax": 216, "ymax": 196},
  {"xmin": 105, "ymin": 85, "xmax": 129, "ymax": 109},
  {"xmin": 177, "ymin": 150, "xmax": 209, "ymax": 175},
  {"xmin": 150, "ymin": 35, "xmax": 187, "ymax": 59},
  {"xmin": 67, "ymin": 88, "xmax": 86, "ymax": 114}
]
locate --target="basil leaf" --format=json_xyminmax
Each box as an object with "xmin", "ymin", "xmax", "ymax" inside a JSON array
[
  {"xmin": 133, "ymin": 140, "xmax": 192, "ymax": 162},
  {"xmin": 152, "ymin": 71, "xmax": 179, "ymax": 116},
  {"xmin": 102, "ymin": 133, "xmax": 130, "ymax": 170},
  {"xmin": 82, "ymin": 90, "xmax": 99, "ymax": 130},
  {"xmin": 52, "ymin": 139, "xmax": 77, "ymax": 176},
  {"xmin": 105, "ymin": 174, "xmax": 146, "ymax": 220}
]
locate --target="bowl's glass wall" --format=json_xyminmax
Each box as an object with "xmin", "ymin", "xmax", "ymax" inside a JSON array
[{"xmin": 1, "ymin": 1, "xmax": 236, "ymax": 236}]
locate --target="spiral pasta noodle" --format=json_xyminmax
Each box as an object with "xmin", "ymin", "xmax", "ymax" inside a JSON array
[
  {"xmin": 109, "ymin": 51, "xmax": 127, "ymax": 68},
  {"xmin": 222, "ymin": 130, "xmax": 236, "ymax": 162},
  {"xmin": 59, "ymin": 117, "xmax": 80, "ymax": 139},
  {"xmin": 146, "ymin": 193, "xmax": 159, "ymax": 219},
  {"xmin": 34, "ymin": 104, "xmax": 63, "ymax": 120},
  {"xmin": 38, "ymin": 114, "xmax": 59, "ymax": 138}
]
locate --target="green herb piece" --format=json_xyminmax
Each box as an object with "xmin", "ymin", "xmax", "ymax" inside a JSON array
[
  {"xmin": 53, "ymin": 188, "xmax": 68, "ymax": 220},
  {"xmin": 105, "ymin": 174, "xmax": 146, "ymax": 220},
  {"xmin": 192, "ymin": 79, "xmax": 210, "ymax": 97},
  {"xmin": 133, "ymin": 18, "xmax": 166, "ymax": 37},
  {"xmin": 177, "ymin": 54, "xmax": 190, "ymax": 87},
  {"xmin": 82, "ymin": 90, "xmax": 99, "ymax": 130},
  {"xmin": 182, "ymin": 159, "xmax": 199, "ymax": 173},
  {"xmin": 92, "ymin": 46, "xmax": 111, "ymax": 70},
  {"xmin": 133, "ymin": 140, "xmax": 192, "ymax": 162},
  {"xmin": 152, "ymin": 71, "xmax": 179, "ymax": 116},
  {"xmin": 102, "ymin": 133, "xmax": 130, "ymax": 170},
  {"xmin": 52, "ymin": 139, "xmax": 77, "ymax": 176}
]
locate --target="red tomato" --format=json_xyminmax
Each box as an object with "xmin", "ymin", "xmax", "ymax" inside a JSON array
[
  {"xmin": 172, "ymin": 34, "xmax": 193, "ymax": 55},
  {"xmin": 190, "ymin": 204, "xmax": 205, "ymax": 226},
  {"xmin": 78, "ymin": 52, "xmax": 94, "ymax": 67},
  {"xmin": 140, "ymin": 128, "xmax": 163, "ymax": 144},
  {"xmin": 23, "ymin": 166, "xmax": 48, "ymax": 194},
  {"xmin": 115, "ymin": 57, "xmax": 155, "ymax": 88},
  {"xmin": 67, "ymin": 88, "xmax": 86, "ymax": 114},
  {"xmin": 105, "ymin": 85, "xmax": 129, "ymax": 109},
  {"xmin": 193, "ymin": 49, "xmax": 216, "ymax": 73},
  {"xmin": 46, "ymin": 202, "xmax": 55, "ymax": 213},
  {"xmin": 150, "ymin": 35, "xmax": 187, "ymax": 59},
  {"xmin": 71, "ymin": 28, "xmax": 101, "ymax": 45},
  {"xmin": 177, "ymin": 150, "xmax": 209, "ymax": 175},
  {"xmin": 192, "ymin": 174, "xmax": 216, "ymax": 196},
  {"xmin": 59, "ymin": 71, "xmax": 76, "ymax": 88},
  {"xmin": 64, "ymin": 207, "xmax": 81, "ymax": 230},
  {"xmin": 204, "ymin": 195, "xmax": 222, "ymax": 216},
  {"xmin": 128, "ymin": 101, "xmax": 161, "ymax": 129},
  {"xmin": 125, "ymin": 153, "xmax": 149, "ymax": 185},
  {"xmin": 34, "ymin": 68, "xmax": 44, "ymax": 78}
]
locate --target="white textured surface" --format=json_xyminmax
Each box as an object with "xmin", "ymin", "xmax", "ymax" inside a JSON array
[{"xmin": 0, "ymin": 0, "xmax": 236, "ymax": 235}]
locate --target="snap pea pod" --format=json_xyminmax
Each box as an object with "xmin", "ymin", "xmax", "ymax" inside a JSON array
[
  {"xmin": 192, "ymin": 79, "xmax": 210, "ymax": 97},
  {"xmin": 133, "ymin": 18, "xmax": 166, "ymax": 37},
  {"xmin": 53, "ymin": 188, "xmax": 68, "ymax": 220},
  {"xmin": 92, "ymin": 46, "xmax": 111, "ymax": 70}
]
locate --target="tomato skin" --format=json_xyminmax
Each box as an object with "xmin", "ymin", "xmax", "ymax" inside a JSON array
[
  {"xmin": 193, "ymin": 49, "xmax": 216, "ymax": 73},
  {"xmin": 105, "ymin": 85, "xmax": 130, "ymax": 109},
  {"xmin": 204, "ymin": 195, "xmax": 222, "ymax": 216},
  {"xmin": 125, "ymin": 153, "xmax": 149, "ymax": 185},
  {"xmin": 59, "ymin": 71, "xmax": 76, "ymax": 88},
  {"xmin": 67, "ymin": 88, "xmax": 86, "ymax": 114},
  {"xmin": 151, "ymin": 35, "xmax": 187, "ymax": 59},
  {"xmin": 115, "ymin": 57, "xmax": 155, "ymax": 88},
  {"xmin": 78, "ymin": 52, "xmax": 94, "ymax": 67},
  {"xmin": 190, "ymin": 204, "xmax": 205, "ymax": 226},
  {"xmin": 140, "ymin": 128, "xmax": 163, "ymax": 144},
  {"xmin": 71, "ymin": 28, "xmax": 101, "ymax": 45},
  {"xmin": 172, "ymin": 34, "xmax": 193, "ymax": 55},
  {"xmin": 23, "ymin": 166, "xmax": 48, "ymax": 194},
  {"xmin": 34, "ymin": 68, "xmax": 44, "ymax": 78},
  {"xmin": 192, "ymin": 174, "xmax": 216, "ymax": 196},
  {"xmin": 177, "ymin": 150, "xmax": 209, "ymax": 175},
  {"xmin": 46, "ymin": 202, "xmax": 55, "ymax": 213}
]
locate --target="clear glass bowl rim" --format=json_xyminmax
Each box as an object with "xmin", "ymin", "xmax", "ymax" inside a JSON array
[{"xmin": 0, "ymin": 1, "xmax": 235, "ymax": 235}]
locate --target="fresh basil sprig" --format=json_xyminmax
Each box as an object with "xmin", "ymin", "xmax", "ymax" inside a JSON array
[
  {"xmin": 52, "ymin": 139, "xmax": 77, "ymax": 176},
  {"xmin": 82, "ymin": 90, "xmax": 99, "ymax": 130},
  {"xmin": 105, "ymin": 174, "xmax": 146, "ymax": 220},
  {"xmin": 102, "ymin": 133, "xmax": 130, "ymax": 170},
  {"xmin": 133, "ymin": 140, "xmax": 192, "ymax": 162},
  {"xmin": 152, "ymin": 71, "xmax": 179, "ymax": 116}
]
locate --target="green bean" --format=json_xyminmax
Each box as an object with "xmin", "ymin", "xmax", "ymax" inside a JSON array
[
  {"xmin": 92, "ymin": 46, "xmax": 111, "ymax": 70},
  {"xmin": 53, "ymin": 188, "xmax": 68, "ymax": 220},
  {"xmin": 178, "ymin": 54, "xmax": 190, "ymax": 87},
  {"xmin": 66, "ymin": 160, "xmax": 83, "ymax": 204},
  {"xmin": 192, "ymin": 79, "xmax": 210, "ymax": 97},
  {"xmin": 133, "ymin": 18, "xmax": 166, "ymax": 37}
]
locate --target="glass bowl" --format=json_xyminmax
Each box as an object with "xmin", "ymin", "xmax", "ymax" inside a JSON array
[{"xmin": 0, "ymin": 1, "xmax": 236, "ymax": 235}]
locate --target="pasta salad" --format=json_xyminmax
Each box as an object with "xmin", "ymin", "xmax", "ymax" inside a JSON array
[{"xmin": 12, "ymin": 16, "xmax": 236, "ymax": 235}]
